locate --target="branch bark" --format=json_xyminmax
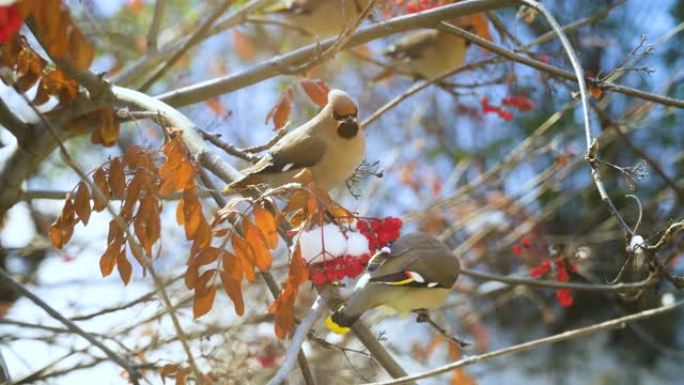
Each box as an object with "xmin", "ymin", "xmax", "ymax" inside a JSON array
[
  {"xmin": 156, "ymin": 0, "xmax": 516, "ymax": 107},
  {"xmin": 365, "ymin": 300, "xmax": 684, "ymax": 385}
]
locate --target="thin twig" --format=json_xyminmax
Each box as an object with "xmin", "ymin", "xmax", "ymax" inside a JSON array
[
  {"xmin": 266, "ymin": 296, "xmax": 326, "ymax": 385},
  {"xmin": 460, "ymin": 267, "xmax": 657, "ymax": 292},
  {"xmin": 436, "ymin": 22, "xmax": 684, "ymax": 110},
  {"xmin": 156, "ymin": 0, "xmax": 517, "ymax": 107},
  {"xmin": 365, "ymin": 300, "xmax": 684, "ymax": 385},
  {"xmin": 515, "ymin": 0, "xmax": 634, "ymax": 237},
  {"xmin": 146, "ymin": 0, "xmax": 166, "ymax": 53},
  {"xmin": 139, "ymin": 0, "xmax": 233, "ymax": 91},
  {"xmin": 0, "ymin": 268, "xmax": 142, "ymax": 384}
]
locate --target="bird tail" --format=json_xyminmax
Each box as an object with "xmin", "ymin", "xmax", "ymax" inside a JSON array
[{"xmin": 325, "ymin": 308, "xmax": 360, "ymax": 335}]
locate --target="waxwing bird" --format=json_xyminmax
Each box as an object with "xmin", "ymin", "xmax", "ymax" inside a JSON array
[
  {"xmin": 326, "ymin": 232, "xmax": 461, "ymax": 334},
  {"xmin": 270, "ymin": 0, "xmax": 371, "ymax": 39},
  {"xmin": 226, "ymin": 89, "xmax": 365, "ymax": 192},
  {"xmin": 382, "ymin": 28, "xmax": 467, "ymax": 79}
]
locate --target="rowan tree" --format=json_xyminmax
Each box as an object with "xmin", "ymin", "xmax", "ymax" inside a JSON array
[{"xmin": 1, "ymin": 1, "xmax": 684, "ymax": 384}]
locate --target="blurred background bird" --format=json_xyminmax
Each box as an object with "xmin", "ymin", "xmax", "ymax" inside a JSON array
[
  {"xmin": 267, "ymin": 0, "xmax": 374, "ymax": 41},
  {"xmin": 225, "ymin": 89, "xmax": 365, "ymax": 192},
  {"xmin": 326, "ymin": 232, "xmax": 461, "ymax": 334}
]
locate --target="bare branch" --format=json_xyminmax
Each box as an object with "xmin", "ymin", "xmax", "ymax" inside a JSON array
[
  {"xmin": 156, "ymin": 0, "xmax": 516, "ymax": 107},
  {"xmin": 0, "ymin": 268, "xmax": 142, "ymax": 384},
  {"xmin": 139, "ymin": 0, "xmax": 233, "ymax": 91},
  {"xmin": 365, "ymin": 300, "xmax": 684, "ymax": 385},
  {"xmin": 147, "ymin": 0, "xmax": 166, "ymax": 53},
  {"xmin": 266, "ymin": 296, "xmax": 326, "ymax": 385},
  {"xmin": 460, "ymin": 267, "xmax": 657, "ymax": 292}
]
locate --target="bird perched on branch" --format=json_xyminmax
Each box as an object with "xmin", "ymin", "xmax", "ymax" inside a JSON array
[
  {"xmin": 267, "ymin": 0, "xmax": 372, "ymax": 40},
  {"xmin": 326, "ymin": 232, "xmax": 462, "ymax": 334},
  {"xmin": 225, "ymin": 89, "xmax": 365, "ymax": 192},
  {"xmin": 382, "ymin": 27, "xmax": 468, "ymax": 79}
]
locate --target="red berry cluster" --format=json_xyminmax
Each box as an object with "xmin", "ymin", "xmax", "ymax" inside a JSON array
[
  {"xmin": 309, "ymin": 253, "xmax": 371, "ymax": 285},
  {"xmin": 0, "ymin": 5, "xmax": 22, "ymax": 43},
  {"xmin": 357, "ymin": 217, "xmax": 403, "ymax": 252},
  {"xmin": 481, "ymin": 95, "xmax": 536, "ymax": 122},
  {"xmin": 481, "ymin": 97, "xmax": 513, "ymax": 121},
  {"xmin": 502, "ymin": 95, "xmax": 535, "ymax": 111},
  {"xmin": 395, "ymin": 0, "xmax": 446, "ymax": 13},
  {"xmin": 529, "ymin": 256, "xmax": 578, "ymax": 308},
  {"xmin": 511, "ymin": 236, "xmax": 532, "ymax": 257}
]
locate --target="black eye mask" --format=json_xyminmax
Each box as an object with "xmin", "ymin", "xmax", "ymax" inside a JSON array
[{"xmin": 337, "ymin": 120, "xmax": 359, "ymax": 139}]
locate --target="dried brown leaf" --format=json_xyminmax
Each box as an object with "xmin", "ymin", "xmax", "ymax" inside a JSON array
[{"xmin": 74, "ymin": 181, "xmax": 91, "ymax": 225}]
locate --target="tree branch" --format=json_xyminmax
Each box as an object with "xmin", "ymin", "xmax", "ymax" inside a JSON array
[
  {"xmin": 0, "ymin": 268, "xmax": 142, "ymax": 384},
  {"xmin": 139, "ymin": 0, "xmax": 233, "ymax": 91},
  {"xmin": 365, "ymin": 300, "xmax": 684, "ymax": 385},
  {"xmin": 156, "ymin": 0, "xmax": 516, "ymax": 107},
  {"xmin": 266, "ymin": 296, "xmax": 326, "ymax": 385},
  {"xmin": 460, "ymin": 267, "xmax": 657, "ymax": 292}
]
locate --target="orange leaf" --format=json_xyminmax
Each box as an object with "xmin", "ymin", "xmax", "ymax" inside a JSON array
[
  {"xmin": 253, "ymin": 205, "xmax": 279, "ymax": 249},
  {"xmin": 193, "ymin": 286, "xmax": 217, "ymax": 319},
  {"xmin": 448, "ymin": 342, "xmax": 478, "ymax": 385},
  {"xmin": 128, "ymin": 238, "xmax": 147, "ymax": 272},
  {"xmin": 121, "ymin": 172, "xmax": 141, "ymax": 221},
  {"xmin": 220, "ymin": 251, "xmax": 245, "ymax": 315},
  {"xmin": 74, "ymin": 181, "xmax": 91, "ymax": 225},
  {"xmin": 244, "ymin": 217, "xmax": 273, "ymax": 271},
  {"xmin": 269, "ymin": 245, "xmax": 309, "ymax": 339},
  {"xmin": 68, "ymin": 27, "xmax": 94, "ymax": 71},
  {"xmin": 232, "ymin": 30, "xmax": 256, "ymax": 60},
  {"xmin": 300, "ymin": 79, "xmax": 329, "ymax": 107},
  {"xmin": 160, "ymin": 136, "xmax": 195, "ymax": 195},
  {"xmin": 176, "ymin": 196, "xmax": 185, "ymax": 225},
  {"xmin": 107, "ymin": 219, "xmax": 124, "ymax": 247},
  {"xmin": 182, "ymin": 188, "xmax": 202, "ymax": 239},
  {"xmin": 176, "ymin": 367, "xmax": 191, "ymax": 385},
  {"xmin": 109, "ymin": 157, "xmax": 126, "ymax": 198},
  {"xmin": 117, "ymin": 249, "xmax": 133, "ymax": 285},
  {"xmin": 306, "ymin": 192, "xmax": 318, "ymax": 215},
  {"xmin": 100, "ymin": 243, "xmax": 119, "ymax": 277},
  {"xmin": 270, "ymin": 286, "xmax": 296, "ymax": 339},
  {"xmin": 196, "ymin": 269, "xmax": 216, "ymax": 293},
  {"xmin": 48, "ymin": 199, "xmax": 78, "ymax": 249},
  {"xmin": 231, "ymin": 233, "xmax": 255, "ymax": 282},
  {"xmin": 205, "ymin": 98, "xmax": 230, "ymax": 118},
  {"xmin": 459, "ymin": 13, "xmax": 491, "ymax": 42},
  {"xmin": 134, "ymin": 194, "xmax": 160, "ymax": 256},
  {"xmin": 92, "ymin": 167, "xmax": 109, "ymax": 212},
  {"xmin": 184, "ymin": 265, "xmax": 199, "ymax": 289},
  {"xmin": 288, "ymin": 243, "xmax": 309, "ymax": 286},
  {"xmin": 91, "ymin": 109, "xmax": 120, "ymax": 146},
  {"xmin": 292, "ymin": 168, "xmax": 314, "ymax": 185},
  {"xmin": 192, "ymin": 216, "xmax": 212, "ymax": 251},
  {"xmin": 159, "ymin": 363, "xmax": 179, "ymax": 384},
  {"xmin": 191, "ymin": 247, "xmax": 221, "ymax": 266},
  {"xmin": 282, "ymin": 190, "xmax": 309, "ymax": 213},
  {"xmin": 48, "ymin": 220, "xmax": 64, "ymax": 249},
  {"xmin": 265, "ymin": 90, "xmax": 292, "ymax": 130}
]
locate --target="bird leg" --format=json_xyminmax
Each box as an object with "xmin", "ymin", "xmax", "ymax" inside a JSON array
[{"xmin": 415, "ymin": 310, "xmax": 471, "ymax": 348}]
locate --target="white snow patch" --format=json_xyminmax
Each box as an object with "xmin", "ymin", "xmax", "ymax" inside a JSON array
[
  {"xmin": 345, "ymin": 232, "xmax": 370, "ymax": 256},
  {"xmin": 299, "ymin": 226, "xmax": 370, "ymax": 263}
]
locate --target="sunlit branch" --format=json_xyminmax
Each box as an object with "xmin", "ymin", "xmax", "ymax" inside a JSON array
[{"xmin": 365, "ymin": 300, "xmax": 684, "ymax": 385}]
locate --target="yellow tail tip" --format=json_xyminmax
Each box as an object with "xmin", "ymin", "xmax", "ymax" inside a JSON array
[{"xmin": 325, "ymin": 315, "xmax": 350, "ymax": 335}]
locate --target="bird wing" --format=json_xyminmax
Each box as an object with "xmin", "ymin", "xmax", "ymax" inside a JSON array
[
  {"xmin": 384, "ymin": 29, "xmax": 439, "ymax": 60},
  {"xmin": 367, "ymin": 246, "xmax": 431, "ymax": 287},
  {"xmin": 245, "ymin": 134, "xmax": 327, "ymax": 176},
  {"xmin": 367, "ymin": 234, "xmax": 459, "ymax": 288}
]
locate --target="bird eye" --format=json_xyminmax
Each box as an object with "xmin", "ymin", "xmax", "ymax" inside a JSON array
[{"xmin": 333, "ymin": 111, "xmax": 343, "ymax": 121}]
